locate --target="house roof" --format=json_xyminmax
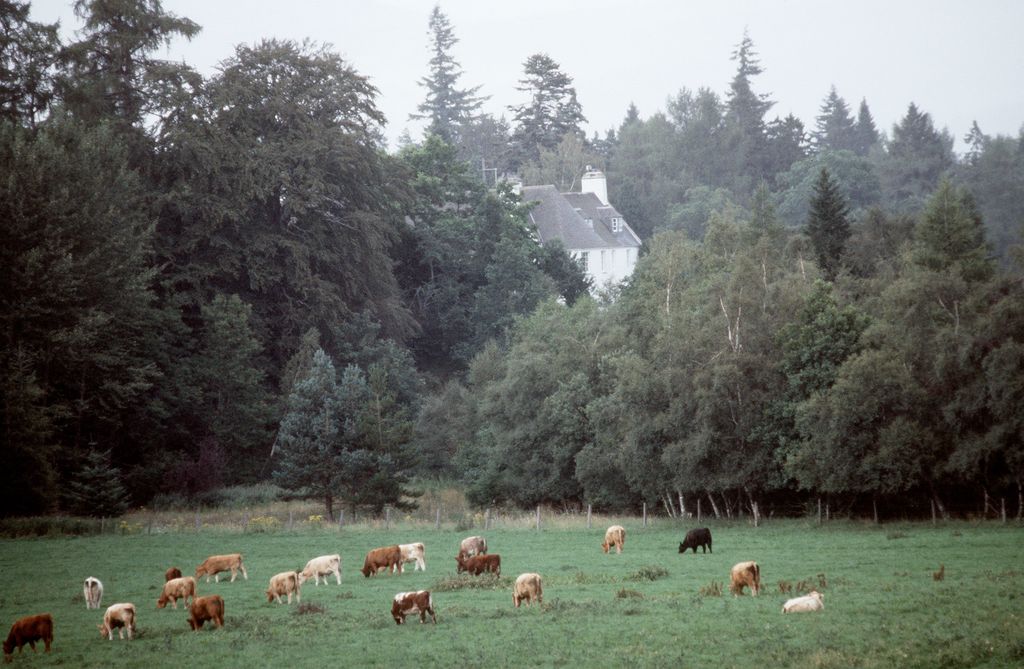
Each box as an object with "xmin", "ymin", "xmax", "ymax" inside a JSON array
[{"xmin": 521, "ymin": 186, "xmax": 641, "ymax": 250}]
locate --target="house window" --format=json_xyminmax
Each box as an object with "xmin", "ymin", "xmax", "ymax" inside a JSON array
[
  {"xmin": 579, "ymin": 251, "xmax": 589, "ymax": 271},
  {"xmin": 611, "ymin": 217, "xmax": 621, "ymax": 233}
]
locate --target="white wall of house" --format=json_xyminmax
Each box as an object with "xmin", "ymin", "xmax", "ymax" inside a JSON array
[{"xmin": 574, "ymin": 246, "xmax": 638, "ymax": 287}]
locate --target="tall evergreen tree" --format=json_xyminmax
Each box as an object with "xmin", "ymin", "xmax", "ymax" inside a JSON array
[
  {"xmin": 721, "ymin": 30, "xmax": 773, "ymax": 194},
  {"xmin": 0, "ymin": 1, "xmax": 60, "ymax": 127},
  {"xmin": 883, "ymin": 102, "xmax": 954, "ymax": 212},
  {"xmin": 813, "ymin": 86, "xmax": 857, "ymax": 152},
  {"xmin": 806, "ymin": 167, "xmax": 851, "ymax": 281},
  {"xmin": 64, "ymin": 450, "xmax": 130, "ymax": 517},
  {"xmin": 508, "ymin": 53, "xmax": 586, "ymax": 170},
  {"xmin": 410, "ymin": 4, "xmax": 486, "ymax": 144},
  {"xmin": 853, "ymin": 98, "xmax": 879, "ymax": 156}
]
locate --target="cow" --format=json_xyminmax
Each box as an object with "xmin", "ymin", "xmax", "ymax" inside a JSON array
[
  {"xmin": 157, "ymin": 576, "xmax": 196, "ymax": 609},
  {"xmin": 391, "ymin": 591, "xmax": 436, "ymax": 625},
  {"xmin": 458, "ymin": 536, "xmax": 487, "ymax": 559},
  {"xmin": 98, "ymin": 603, "xmax": 136, "ymax": 641},
  {"xmin": 782, "ymin": 590, "xmax": 824, "ymax": 613},
  {"xmin": 83, "ymin": 577, "xmax": 103, "ymax": 610},
  {"xmin": 164, "ymin": 567, "xmax": 182, "ymax": 582},
  {"xmin": 361, "ymin": 546, "xmax": 402, "ymax": 578},
  {"xmin": 513, "ymin": 573, "xmax": 543, "ymax": 608},
  {"xmin": 455, "ymin": 553, "xmax": 501, "ymax": 577},
  {"xmin": 298, "ymin": 554, "xmax": 341, "ymax": 586},
  {"xmin": 187, "ymin": 595, "xmax": 224, "ymax": 631},
  {"xmin": 266, "ymin": 571, "xmax": 301, "ymax": 604},
  {"xmin": 195, "ymin": 553, "xmax": 247, "ymax": 583},
  {"xmin": 3, "ymin": 614, "xmax": 52, "ymax": 663},
  {"xmin": 602, "ymin": 525, "xmax": 626, "ymax": 554},
  {"xmin": 398, "ymin": 543, "xmax": 426, "ymax": 572},
  {"xmin": 730, "ymin": 561, "xmax": 761, "ymax": 596},
  {"xmin": 678, "ymin": 527, "xmax": 713, "ymax": 554}
]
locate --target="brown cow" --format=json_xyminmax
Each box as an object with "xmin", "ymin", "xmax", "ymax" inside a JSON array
[
  {"xmin": 513, "ymin": 573, "xmax": 543, "ymax": 608},
  {"xmin": 266, "ymin": 571, "xmax": 301, "ymax": 604},
  {"xmin": 458, "ymin": 536, "xmax": 487, "ymax": 559},
  {"xmin": 602, "ymin": 525, "xmax": 626, "ymax": 554},
  {"xmin": 361, "ymin": 546, "xmax": 402, "ymax": 577},
  {"xmin": 3, "ymin": 614, "xmax": 52, "ymax": 663},
  {"xmin": 157, "ymin": 576, "xmax": 196, "ymax": 609},
  {"xmin": 455, "ymin": 553, "xmax": 501, "ymax": 577},
  {"xmin": 187, "ymin": 595, "xmax": 224, "ymax": 631},
  {"xmin": 194, "ymin": 553, "xmax": 247, "ymax": 583},
  {"xmin": 164, "ymin": 567, "xmax": 182, "ymax": 582},
  {"xmin": 391, "ymin": 591, "xmax": 437, "ymax": 624},
  {"xmin": 730, "ymin": 561, "xmax": 761, "ymax": 596},
  {"xmin": 98, "ymin": 603, "xmax": 135, "ymax": 641}
]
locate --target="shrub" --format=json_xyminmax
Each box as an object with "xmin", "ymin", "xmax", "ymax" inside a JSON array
[
  {"xmin": 615, "ymin": 588, "xmax": 644, "ymax": 599},
  {"xmin": 431, "ymin": 574, "xmax": 509, "ymax": 592},
  {"xmin": 627, "ymin": 566, "xmax": 669, "ymax": 582},
  {"xmin": 699, "ymin": 581, "xmax": 723, "ymax": 597}
]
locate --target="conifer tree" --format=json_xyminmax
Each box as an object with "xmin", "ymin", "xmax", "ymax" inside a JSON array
[
  {"xmin": 806, "ymin": 167, "xmax": 851, "ymax": 281},
  {"xmin": 813, "ymin": 86, "xmax": 856, "ymax": 152},
  {"xmin": 509, "ymin": 53, "xmax": 586, "ymax": 169},
  {"xmin": 853, "ymin": 98, "xmax": 879, "ymax": 155},
  {"xmin": 64, "ymin": 450, "xmax": 130, "ymax": 517}
]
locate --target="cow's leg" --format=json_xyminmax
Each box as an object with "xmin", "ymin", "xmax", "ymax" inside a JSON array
[
  {"xmin": 334, "ymin": 570, "xmax": 341, "ymax": 585},
  {"xmin": 241, "ymin": 564, "xmax": 248, "ymax": 580},
  {"xmin": 230, "ymin": 568, "xmax": 236, "ymax": 583}
]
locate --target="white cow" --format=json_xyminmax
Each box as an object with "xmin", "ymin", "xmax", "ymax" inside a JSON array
[
  {"xmin": 83, "ymin": 577, "xmax": 103, "ymax": 610},
  {"xmin": 458, "ymin": 536, "xmax": 487, "ymax": 559},
  {"xmin": 782, "ymin": 590, "xmax": 824, "ymax": 613},
  {"xmin": 298, "ymin": 554, "xmax": 341, "ymax": 586},
  {"xmin": 398, "ymin": 543, "xmax": 426, "ymax": 572},
  {"xmin": 98, "ymin": 603, "xmax": 136, "ymax": 640}
]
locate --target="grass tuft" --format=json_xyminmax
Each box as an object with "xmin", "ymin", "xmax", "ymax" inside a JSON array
[
  {"xmin": 615, "ymin": 588, "xmax": 644, "ymax": 599},
  {"xmin": 431, "ymin": 573, "xmax": 510, "ymax": 592},
  {"xmin": 294, "ymin": 602, "xmax": 327, "ymax": 616},
  {"xmin": 699, "ymin": 581, "xmax": 723, "ymax": 597},
  {"xmin": 626, "ymin": 565, "xmax": 669, "ymax": 581}
]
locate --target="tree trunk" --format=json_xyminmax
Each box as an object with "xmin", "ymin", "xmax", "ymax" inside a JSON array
[
  {"xmin": 933, "ymin": 490, "xmax": 949, "ymax": 521},
  {"xmin": 697, "ymin": 498, "xmax": 702, "ymax": 523},
  {"xmin": 678, "ymin": 491, "xmax": 686, "ymax": 518},
  {"xmin": 817, "ymin": 497, "xmax": 822, "ymax": 524},
  {"xmin": 1018, "ymin": 480, "xmax": 1023, "ymax": 521},
  {"xmin": 983, "ymin": 487, "xmax": 990, "ymax": 519},
  {"xmin": 931, "ymin": 498, "xmax": 937, "ymax": 525},
  {"xmin": 707, "ymin": 492, "xmax": 721, "ymax": 519},
  {"xmin": 872, "ymin": 496, "xmax": 879, "ymax": 524}
]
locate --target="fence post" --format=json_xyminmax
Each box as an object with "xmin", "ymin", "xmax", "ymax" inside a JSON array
[
  {"xmin": 643, "ymin": 502, "xmax": 647, "ymax": 528},
  {"xmin": 817, "ymin": 498, "xmax": 822, "ymax": 525},
  {"xmin": 697, "ymin": 498, "xmax": 701, "ymax": 524},
  {"xmin": 931, "ymin": 499, "xmax": 937, "ymax": 525},
  {"xmin": 484, "ymin": 508, "xmax": 490, "ymax": 531},
  {"xmin": 288, "ymin": 509, "xmax": 294, "ymax": 531},
  {"xmin": 587, "ymin": 504, "xmax": 592, "ymax": 529},
  {"xmin": 194, "ymin": 510, "xmax": 201, "ymax": 532},
  {"xmin": 1001, "ymin": 497, "xmax": 1007, "ymax": 524},
  {"xmin": 435, "ymin": 507, "xmax": 441, "ymax": 530},
  {"xmin": 339, "ymin": 510, "xmax": 344, "ymax": 529},
  {"xmin": 242, "ymin": 511, "xmax": 250, "ymax": 533},
  {"xmin": 536, "ymin": 505, "xmax": 541, "ymax": 532},
  {"xmin": 385, "ymin": 506, "xmax": 391, "ymax": 530}
]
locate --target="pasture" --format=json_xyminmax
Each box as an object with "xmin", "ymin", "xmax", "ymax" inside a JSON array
[{"xmin": 0, "ymin": 520, "xmax": 1022, "ymax": 668}]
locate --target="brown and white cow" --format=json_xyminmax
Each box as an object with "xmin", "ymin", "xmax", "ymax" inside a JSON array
[
  {"xmin": 194, "ymin": 553, "xmax": 247, "ymax": 583},
  {"xmin": 187, "ymin": 595, "xmax": 224, "ymax": 631},
  {"xmin": 266, "ymin": 571, "xmax": 301, "ymax": 604},
  {"xmin": 298, "ymin": 554, "xmax": 341, "ymax": 586},
  {"xmin": 164, "ymin": 567, "xmax": 182, "ymax": 582},
  {"xmin": 391, "ymin": 591, "xmax": 436, "ymax": 625},
  {"xmin": 513, "ymin": 573, "xmax": 543, "ymax": 608},
  {"xmin": 3, "ymin": 614, "xmax": 53, "ymax": 662},
  {"xmin": 782, "ymin": 590, "xmax": 824, "ymax": 613},
  {"xmin": 458, "ymin": 536, "xmax": 487, "ymax": 559},
  {"xmin": 157, "ymin": 576, "xmax": 196, "ymax": 609},
  {"xmin": 83, "ymin": 577, "xmax": 103, "ymax": 610},
  {"xmin": 455, "ymin": 553, "xmax": 501, "ymax": 577},
  {"xmin": 398, "ymin": 543, "xmax": 426, "ymax": 572},
  {"xmin": 98, "ymin": 603, "xmax": 136, "ymax": 641},
  {"xmin": 602, "ymin": 525, "xmax": 626, "ymax": 554},
  {"xmin": 730, "ymin": 561, "xmax": 762, "ymax": 596},
  {"xmin": 361, "ymin": 546, "xmax": 402, "ymax": 578}
]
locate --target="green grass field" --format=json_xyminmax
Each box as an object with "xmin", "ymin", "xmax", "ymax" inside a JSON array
[{"xmin": 0, "ymin": 520, "xmax": 1022, "ymax": 668}]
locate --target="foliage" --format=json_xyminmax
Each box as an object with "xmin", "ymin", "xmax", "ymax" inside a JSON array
[
  {"xmin": 805, "ymin": 167, "xmax": 852, "ymax": 281},
  {"xmin": 509, "ymin": 53, "xmax": 586, "ymax": 169},
  {"xmin": 63, "ymin": 449, "xmax": 130, "ymax": 517}
]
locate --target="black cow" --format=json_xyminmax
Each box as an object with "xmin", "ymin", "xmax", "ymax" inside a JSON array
[{"xmin": 678, "ymin": 527, "xmax": 712, "ymax": 554}]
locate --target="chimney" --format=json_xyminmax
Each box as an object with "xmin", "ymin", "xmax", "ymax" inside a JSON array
[{"xmin": 581, "ymin": 166, "xmax": 608, "ymax": 205}]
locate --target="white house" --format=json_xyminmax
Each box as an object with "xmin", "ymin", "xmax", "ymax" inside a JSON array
[{"xmin": 521, "ymin": 169, "xmax": 641, "ymax": 289}]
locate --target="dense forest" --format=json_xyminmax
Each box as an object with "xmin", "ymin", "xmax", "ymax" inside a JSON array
[{"xmin": 3, "ymin": 1, "xmax": 1023, "ymax": 520}]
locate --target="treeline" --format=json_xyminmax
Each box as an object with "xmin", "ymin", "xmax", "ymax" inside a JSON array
[{"xmin": 2, "ymin": 2, "xmax": 1023, "ymax": 520}]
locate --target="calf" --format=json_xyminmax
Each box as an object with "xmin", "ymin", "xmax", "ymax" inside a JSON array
[
  {"xmin": 298, "ymin": 554, "xmax": 341, "ymax": 586},
  {"xmin": 98, "ymin": 603, "xmax": 136, "ymax": 640},
  {"xmin": 678, "ymin": 527, "xmax": 712, "ymax": 554},
  {"xmin": 194, "ymin": 553, "xmax": 247, "ymax": 583},
  {"xmin": 164, "ymin": 567, "xmax": 182, "ymax": 582},
  {"xmin": 3, "ymin": 614, "xmax": 53, "ymax": 662},
  {"xmin": 391, "ymin": 591, "xmax": 436, "ymax": 624},
  {"xmin": 458, "ymin": 536, "xmax": 487, "ymax": 559},
  {"xmin": 730, "ymin": 561, "xmax": 761, "ymax": 596},
  {"xmin": 361, "ymin": 546, "xmax": 402, "ymax": 578},
  {"xmin": 513, "ymin": 573, "xmax": 543, "ymax": 608},
  {"xmin": 157, "ymin": 576, "xmax": 196, "ymax": 609},
  {"xmin": 266, "ymin": 571, "xmax": 301, "ymax": 604},
  {"xmin": 187, "ymin": 595, "xmax": 224, "ymax": 631},
  {"xmin": 398, "ymin": 543, "xmax": 426, "ymax": 572},
  {"xmin": 83, "ymin": 577, "xmax": 103, "ymax": 610},
  {"xmin": 782, "ymin": 590, "xmax": 824, "ymax": 613},
  {"xmin": 602, "ymin": 525, "xmax": 626, "ymax": 554},
  {"xmin": 455, "ymin": 553, "xmax": 501, "ymax": 577}
]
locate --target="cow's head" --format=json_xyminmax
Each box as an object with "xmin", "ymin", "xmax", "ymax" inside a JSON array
[
  {"xmin": 97, "ymin": 624, "xmax": 108, "ymax": 638},
  {"xmin": 454, "ymin": 556, "xmax": 466, "ymax": 574}
]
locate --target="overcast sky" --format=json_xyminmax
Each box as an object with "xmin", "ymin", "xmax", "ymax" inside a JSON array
[{"xmin": 31, "ymin": 0, "xmax": 1024, "ymax": 153}]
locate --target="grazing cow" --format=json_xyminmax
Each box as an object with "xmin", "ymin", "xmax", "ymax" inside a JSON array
[
  {"xmin": 602, "ymin": 525, "xmax": 626, "ymax": 554},
  {"xmin": 194, "ymin": 553, "xmax": 247, "ymax": 583},
  {"xmin": 98, "ymin": 603, "xmax": 136, "ymax": 640},
  {"xmin": 458, "ymin": 536, "xmax": 487, "ymax": 559},
  {"xmin": 266, "ymin": 571, "xmax": 301, "ymax": 604},
  {"xmin": 391, "ymin": 591, "xmax": 437, "ymax": 625},
  {"xmin": 730, "ymin": 561, "xmax": 761, "ymax": 596},
  {"xmin": 398, "ymin": 543, "xmax": 426, "ymax": 572},
  {"xmin": 361, "ymin": 546, "xmax": 402, "ymax": 578},
  {"xmin": 782, "ymin": 590, "xmax": 824, "ymax": 613},
  {"xmin": 157, "ymin": 576, "xmax": 196, "ymax": 609},
  {"xmin": 83, "ymin": 577, "xmax": 103, "ymax": 610},
  {"xmin": 678, "ymin": 527, "xmax": 713, "ymax": 554},
  {"xmin": 165, "ymin": 567, "xmax": 182, "ymax": 582},
  {"xmin": 513, "ymin": 573, "xmax": 543, "ymax": 608},
  {"xmin": 187, "ymin": 595, "xmax": 224, "ymax": 631},
  {"xmin": 298, "ymin": 554, "xmax": 341, "ymax": 586},
  {"xmin": 3, "ymin": 614, "xmax": 53, "ymax": 663},
  {"xmin": 455, "ymin": 553, "xmax": 501, "ymax": 577}
]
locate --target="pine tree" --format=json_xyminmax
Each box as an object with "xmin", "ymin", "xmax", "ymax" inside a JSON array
[
  {"xmin": 509, "ymin": 53, "xmax": 586, "ymax": 169},
  {"xmin": 806, "ymin": 167, "xmax": 851, "ymax": 281},
  {"xmin": 912, "ymin": 179, "xmax": 992, "ymax": 282},
  {"xmin": 813, "ymin": 86, "xmax": 856, "ymax": 152},
  {"xmin": 410, "ymin": 4, "xmax": 486, "ymax": 143},
  {"xmin": 884, "ymin": 102, "xmax": 954, "ymax": 211},
  {"xmin": 722, "ymin": 30, "xmax": 773, "ymax": 192},
  {"xmin": 0, "ymin": 1, "xmax": 61, "ymax": 127},
  {"xmin": 64, "ymin": 450, "xmax": 130, "ymax": 517},
  {"xmin": 853, "ymin": 99, "xmax": 879, "ymax": 155}
]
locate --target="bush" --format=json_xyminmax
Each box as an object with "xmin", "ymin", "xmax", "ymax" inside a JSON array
[
  {"xmin": 627, "ymin": 566, "xmax": 669, "ymax": 582},
  {"xmin": 0, "ymin": 516, "xmax": 102, "ymax": 538},
  {"xmin": 431, "ymin": 574, "xmax": 510, "ymax": 592}
]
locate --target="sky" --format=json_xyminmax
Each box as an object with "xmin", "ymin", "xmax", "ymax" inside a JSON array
[{"xmin": 30, "ymin": 0, "xmax": 1024, "ymax": 154}]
